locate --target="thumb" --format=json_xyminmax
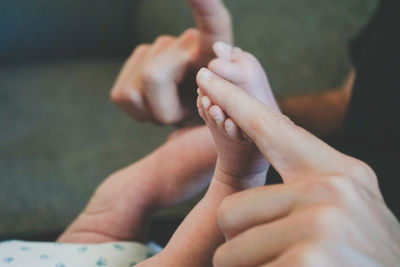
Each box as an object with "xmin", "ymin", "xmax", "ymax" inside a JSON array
[
  {"xmin": 187, "ymin": 0, "xmax": 233, "ymax": 56},
  {"xmin": 196, "ymin": 68, "xmax": 356, "ymax": 183}
]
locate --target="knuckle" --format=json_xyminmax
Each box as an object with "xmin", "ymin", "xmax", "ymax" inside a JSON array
[
  {"xmin": 183, "ymin": 28, "xmax": 197, "ymax": 36},
  {"xmin": 132, "ymin": 44, "xmax": 150, "ymax": 55},
  {"xmin": 307, "ymin": 206, "xmax": 344, "ymax": 236},
  {"xmin": 127, "ymin": 44, "xmax": 150, "ymax": 62},
  {"xmin": 154, "ymin": 35, "xmax": 174, "ymax": 45},
  {"xmin": 348, "ymin": 159, "xmax": 377, "ymax": 184},
  {"xmin": 302, "ymin": 176, "xmax": 350, "ymax": 202},
  {"xmin": 141, "ymin": 64, "xmax": 167, "ymax": 86},
  {"xmin": 178, "ymin": 28, "xmax": 199, "ymax": 44}
]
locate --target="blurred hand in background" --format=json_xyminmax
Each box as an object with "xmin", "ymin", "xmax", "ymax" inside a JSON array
[{"xmin": 110, "ymin": 0, "xmax": 232, "ymax": 125}]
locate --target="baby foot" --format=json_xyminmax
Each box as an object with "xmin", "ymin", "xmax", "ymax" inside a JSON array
[
  {"xmin": 195, "ymin": 43, "xmax": 281, "ymax": 184},
  {"xmin": 197, "ymin": 88, "xmax": 268, "ymax": 182},
  {"xmin": 209, "ymin": 42, "xmax": 281, "ymax": 113}
]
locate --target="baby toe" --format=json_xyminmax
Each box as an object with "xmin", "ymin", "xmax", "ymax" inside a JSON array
[
  {"xmin": 201, "ymin": 95, "xmax": 212, "ymax": 110},
  {"xmin": 197, "ymin": 96, "xmax": 206, "ymax": 120},
  {"xmin": 209, "ymin": 105, "xmax": 226, "ymax": 129},
  {"xmin": 213, "ymin": 41, "xmax": 233, "ymax": 61},
  {"xmin": 224, "ymin": 118, "xmax": 242, "ymax": 141}
]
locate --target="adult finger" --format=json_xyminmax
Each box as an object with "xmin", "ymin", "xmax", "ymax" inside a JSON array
[
  {"xmin": 196, "ymin": 68, "xmax": 356, "ymax": 183},
  {"xmin": 111, "ymin": 35, "xmax": 178, "ymax": 121},
  {"xmin": 187, "ymin": 0, "xmax": 233, "ymax": 55},
  {"xmin": 217, "ymin": 177, "xmax": 354, "ymax": 240},
  {"xmin": 142, "ymin": 29, "xmax": 199, "ymax": 123},
  {"xmin": 217, "ymin": 184, "xmax": 299, "ymax": 240},
  {"xmin": 111, "ymin": 44, "xmax": 152, "ymax": 121},
  {"xmin": 214, "ymin": 207, "xmax": 326, "ymax": 267}
]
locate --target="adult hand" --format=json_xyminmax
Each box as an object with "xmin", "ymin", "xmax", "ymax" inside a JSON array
[
  {"xmin": 195, "ymin": 68, "xmax": 400, "ymax": 266},
  {"xmin": 110, "ymin": 0, "xmax": 232, "ymax": 124}
]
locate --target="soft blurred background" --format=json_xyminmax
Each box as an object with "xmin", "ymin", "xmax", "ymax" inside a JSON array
[{"xmin": 0, "ymin": 0, "xmax": 377, "ymax": 241}]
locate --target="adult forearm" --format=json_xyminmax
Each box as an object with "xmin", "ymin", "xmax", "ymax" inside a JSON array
[
  {"xmin": 278, "ymin": 70, "xmax": 355, "ymax": 136},
  {"xmin": 279, "ymin": 89, "xmax": 347, "ymax": 136}
]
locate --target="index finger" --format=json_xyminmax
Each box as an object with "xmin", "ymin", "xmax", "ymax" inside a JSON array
[
  {"xmin": 196, "ymin": 68, "xmax": 352, "ymax": 183},
  {"xmin": 187, "ymin": 0, "xmax": 233, "ymax": 54}
]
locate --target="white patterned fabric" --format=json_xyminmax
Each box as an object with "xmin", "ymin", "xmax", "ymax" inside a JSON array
[{"xmin": 0, "ymin": 240, "xmax": 159, "ymax": 267}]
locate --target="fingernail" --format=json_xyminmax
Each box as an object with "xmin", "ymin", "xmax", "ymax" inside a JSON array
[
  {"xmin": 201, "ymin": 96, "xmax": 211, "ymax": 109},
  {"xmin": 198, "ymin": 68, "xmax": 213, "ymax": 81},
  {"xmin": 213, "ymin": 41, "xmax": 232, "ymax": 60}
]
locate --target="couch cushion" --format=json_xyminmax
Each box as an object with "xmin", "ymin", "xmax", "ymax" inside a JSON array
[
  {"xmin": 0, "ymin": 59, "xmax": 173, "ymax": 237},
  {"xmin": 0, "ymin": 0, "xmax": 138, "ymax": 64}
]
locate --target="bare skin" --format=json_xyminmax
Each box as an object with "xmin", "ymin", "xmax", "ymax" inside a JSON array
[
  {"xmin": 59, "ymin": 43, "xmax": 275, "ymax": 265},
  {"xmin": 138, "ymin": 45, "xmax": 274, "ymax": 266},
  {"xmin": 195, "ymin": 66, "xmax": 400, "ymax": 267},
  {"xmin": 110, "ymin": 0, "xmax": 232, "ymax": 124},
  {"xmin": 59, "ymin": 0, "xmax": 235, "ymax": 247},
  {"xmin": 58, "ymin": 126, "xmax": 217, "ymax": 243},
  {"xmin": 60, "ymin": 0, "xmax": 392, "ymax": 264},
  {"xmin": 111, "ymin": 0, "xmax": 354, "ymax": 138},
  {"xmin": 279, "ymin": 70, "xmax": 356, "ymax": 136}
]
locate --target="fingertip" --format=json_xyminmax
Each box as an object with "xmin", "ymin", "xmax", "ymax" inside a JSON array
[
  {"xmin": 197, "ymin": 67, "xmax": 214, "ymax": 85},
  {"xmin": 224, "ymin": 118, "xmax": 241, "ymax": 140},
  {"xmin": 224, "ymin": 118, "xmax": 235, "ymax": 130},
  {"xmin": 209, "ymin": 105, "xmax": 225, "ymax": 123},
  {"xmin": 182, "ymin": 28, "xmax": 199, "ymax": 38},
  {"xmin": 213, "ymin": 41, "xmax": 232, "ymax": 60},
  {"xmin": 201, "ymin": 95, "xmax": 211, "ymax": 109},
  {"xmin": 178, "ymin": 28, "xmax": 200, "ymax": 48},
  {"xmin": 188, "ymin": 0, "xmax": 233, "ymax": 48}
]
